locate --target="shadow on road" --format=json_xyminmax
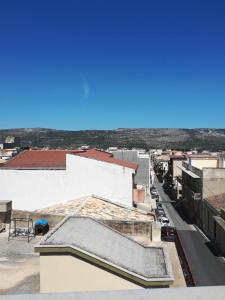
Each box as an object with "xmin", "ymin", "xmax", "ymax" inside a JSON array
[
  {"xmin": 205, "ymin": 241, "xmax": 221, "ymax": 257},
  {"xmin": 172, "ymin": 202, "xmax": 193, "ymax": 225},
  {"xmin": 178, "ymin": 229, "xmax": 225, "ymax": 286}
]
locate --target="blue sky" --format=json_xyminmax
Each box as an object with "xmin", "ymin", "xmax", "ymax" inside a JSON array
[{"xmin": 0, "ymin": 0, "xmax": 225, "ymax": 130}]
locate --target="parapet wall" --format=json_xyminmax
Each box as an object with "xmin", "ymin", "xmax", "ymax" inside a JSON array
[
  {"xmin": 203, "ymin": 168, "xmax": 225, "ymax": 198},
  {"xmin": 12, "ymin": 210, "xmax": 65, "ymax": 229},
  {"xmin": 102, "ymin": 220, "xmax": 152, "ymax": 238},
  {"xmin": 11, "ymin": 211, "xmax": 153, "ymax": 240}
]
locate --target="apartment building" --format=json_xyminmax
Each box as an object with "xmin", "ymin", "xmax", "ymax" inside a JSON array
[
  {"xmin": 167, "ymin": 155, "xmax": 186, "ymax": 199},
  {"xmin": 110, "ymin": 149, "xmax": 151, "ymax": 204},
  {"xmin": 201, "ymin": 194, "xmax": 225, "ymax": 255},
  {"xmin": 111, "ymin": 149, "xmax": 150, "ymax": 194},
  {"xmin": 0, "ymin": 149, "xmax": 138, "ymax": 210},
  {"xmin": 180, "ymin": 155, "xmax": 225, "ymax": 225}
]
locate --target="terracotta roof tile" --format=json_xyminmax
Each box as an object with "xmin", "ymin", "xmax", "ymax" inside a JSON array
[
  {"xmin": 77, "ymin": 149, "xmax": 138, "ymax": 170},
  {"xmin": 1, "ymin": 150, "xmax": 82, "ymax": 169},
  {"xmin": 1, "ymin": 149, "xmax": 138, "ymax": 170},
  {"xmin": 36, "ymin": 195, "xmax": 153, "ymax": 221}
]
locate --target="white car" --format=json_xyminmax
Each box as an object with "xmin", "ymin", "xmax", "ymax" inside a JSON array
[
  {"xmin": 151, "ymin": 190, "xmax": 158, "ymax": 195},
  {"xmin": 151, "ymin": 191, "xmax": 158, "ymax": 198},
  {"xmin": 159, "ymin": 217, "xmax": 170, "ymax": 227}
]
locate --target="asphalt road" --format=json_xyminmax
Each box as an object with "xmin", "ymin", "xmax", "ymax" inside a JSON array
[{"xmin": 154, "ymin": 176, "xmax": 225, "ymax": 286}]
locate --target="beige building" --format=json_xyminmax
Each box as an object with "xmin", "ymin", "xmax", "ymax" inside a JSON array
[
  {"xmin": 202, "ymin": 194, "xmax": 225, "ymax": 255},
  {"xmin": 180, "ymin": 156, "xmax": 225, "ymax": 225},
  {"xmin": 35, "ymin": 217, "xmax": 174, "ymax": 293},
  {"xmin": 167, "ymin": 155, "xmax": 186, "ymax": 181},
  {"xmin": 167, "ymin": 155, "xmax": 186, "ymax": 199},
  {"xmin": 187, "ymin": 155, "xmax": 219, "ymax": 170}
]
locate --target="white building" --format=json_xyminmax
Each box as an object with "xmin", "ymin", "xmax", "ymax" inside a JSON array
[
  {"xmin": 111, "ymin": 149, "xmax": 150, "ymax": 194},
  {"xmin": 0, "ymin": 149, "xmax": 138, "ymax": 211}
]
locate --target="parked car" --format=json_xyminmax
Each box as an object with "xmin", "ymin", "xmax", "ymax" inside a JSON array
[
  {"xmin": 163, "ymin": 183, "xmax": 173, "ymax": 195},
  {"xmin": 156, "ymin": 209, "xmax": 166, "ymax": 217},
  {"xmin": 157, "ymin": 207, "xmax": 165, "ymax": 213},
  {"xmin": 151, "ymin": 194, "xmax": 159, "ymax": 200},
  {"xmin": 161, "ymin": 226, "xmax": 176, "ymax": 242},
  {"xmin": 158, "ymin": 176, "xmax": 163, "ymax": 183},
  {"xmin": 156, "ymin": 202, "xmax": 162, "ymax": 208},
  {"xmin": 159, "ymin": 216, "xmax": 170, "ymax": 227},
  {"xmin": 151, "ymin": 190, "xmax": 158, "ymax": 196}
]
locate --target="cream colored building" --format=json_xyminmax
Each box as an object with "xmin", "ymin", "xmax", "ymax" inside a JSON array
[
  {"xmin": 39, "ymin": 253, "xmax": 141, "ymax": 292},
  {"xmin": 167, "ymin": 155, "xmax": 186, "ymax": 199},
  {"xmin": 35, "ymin": 217, "xmax": 173, "ymax": 293},
  {"xmin": 187, "ymin": 155, "xmax": 219, "ymax": 170},
  {"xmin": 202, "ymin": 194, "xmax": 225, "ymax": 255},
  {"xmin": 180, "ymin": 156, "xmax": 225, "ymax": 224}
]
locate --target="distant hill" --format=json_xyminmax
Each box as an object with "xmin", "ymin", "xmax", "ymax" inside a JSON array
[{"xmin": 1, "ymin": 128, "xmax": 225, "ymax": 151}]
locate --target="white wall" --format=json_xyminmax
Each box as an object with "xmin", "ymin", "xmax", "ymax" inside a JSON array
[
  {"xmin": 66, "ymin": 155, "xmax": 134, "ymax": 208},
  {"xmin": 0, "ymin": 169, "xmax": 67, "ymax": 210},
  {"xmin": 0, "ymin": 154, "xmax": 135, "ymax": 210}
]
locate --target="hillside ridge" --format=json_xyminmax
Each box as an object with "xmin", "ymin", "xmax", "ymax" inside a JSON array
[{"xmin": 1, "ymin": 128, "xmax": 225, "ymax": 150}]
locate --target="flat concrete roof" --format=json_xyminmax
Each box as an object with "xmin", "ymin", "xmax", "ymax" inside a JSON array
[
  {"xmin": 1, "ymin": 286, "xmax": 225, "ymax": 300},
  {"xmin": 35, "ymin": 217, "xmax": 173, "ymax": 283}
]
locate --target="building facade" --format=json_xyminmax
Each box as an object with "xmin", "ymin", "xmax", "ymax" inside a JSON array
[
  {"xmin": 35, "ymin": 217, "xmax": 173, "ymax": 293},
  {"xmin": 201, "ymin": 194, "xmax": 225, "ymax": 255},
  {"xmin": 180, "ymin": 155, "xmax": 225, "ymax": 225},
  {"xmin": 111, "ymin": 149, "xmax": 150, "ymax": 195},
  {"xmin": 0, "ymin": 149, "xmax": 137, "ymax": 210}
]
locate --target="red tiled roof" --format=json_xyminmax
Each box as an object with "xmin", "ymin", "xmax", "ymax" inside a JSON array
[
  {"xmin": 1, "ymin": 150, "xmax": 83, "ymax": 169},
  {"xmin": 1, "ymin": 149, "xmax": 138, "ymax": 170},
  {"xmin": 188, "ymin": 155, "xmax": 218, "ymax": 159},
  {"xmin": 77, "ymin": 149, "xmax": 138, "ymax": 170}
]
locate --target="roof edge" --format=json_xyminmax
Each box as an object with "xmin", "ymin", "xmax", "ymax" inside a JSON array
[
  {"xmin": 77, "ymin": 155, "xmax": 138, "ymax": 170},
  {"xmin": 34, "ymin": 216, "xmax": 173, "ymax": 285},
  {"xmin": 34, "ymin": 245, "xmax": 173, "ymax": 286}
]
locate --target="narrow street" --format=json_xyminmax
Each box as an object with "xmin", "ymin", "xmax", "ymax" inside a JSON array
[{"xmin": 154, "ymin": 176, "xmax": 225, "ymax": 286}]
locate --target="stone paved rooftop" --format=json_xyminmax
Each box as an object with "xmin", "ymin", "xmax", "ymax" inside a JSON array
[{"xmin": 35, "ymin": 195, "xmax": 154, "ymax": 221}]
